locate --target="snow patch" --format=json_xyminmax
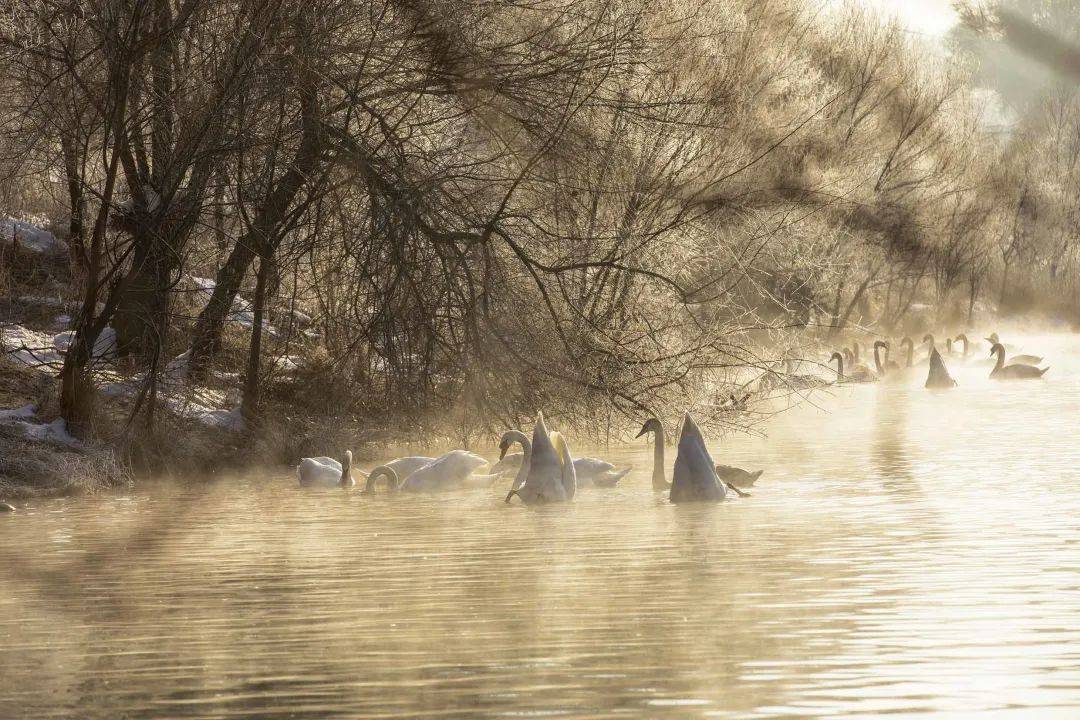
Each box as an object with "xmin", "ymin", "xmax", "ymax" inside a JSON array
[
  {"xmin": 0, "ymin": 217, "xmax": 68, "ymax": 255},
  {"xmin": 0, "ymin": 404, "xmax": 36, "ymax": 420},
  {"xmin": 197, "ymin": 406, "xmax": 245, "ymax": 432},
  {"xmin": 1, "ymin": 324, "xmax": 63, "ymax": 369},
  {"xmin": 52, "ymin": 327, "xmax": 116, "ymax": 361}
]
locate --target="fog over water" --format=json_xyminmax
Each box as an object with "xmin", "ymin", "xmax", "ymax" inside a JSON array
[{"xmin": 3, "ymin": 333, "xmax": 1080, "ymax": 718}]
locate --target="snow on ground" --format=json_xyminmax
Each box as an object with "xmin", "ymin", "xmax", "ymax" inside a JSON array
[
  {"xmin": 0, "ymin": 404, "xmax": 36, "ymax": 420},
  {"xmin": 1, "ymin": 324, "xmax": 63, "ymax": 369},
  {"xmin": 0, "ymin": 217, "xmax": 68, "ymax": 255},
  {"xmin": 0, "ymin": 405, "xmax": 82, "ymax": 448},
  {"xmin": 184, "ymin": 274, "xmax": 280, "ymax": 337},
  {"xmin": 52, "ymin": 327, "xmax": 117, "ymax": 361}
]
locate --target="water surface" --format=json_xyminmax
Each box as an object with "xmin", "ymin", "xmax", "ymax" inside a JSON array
[{"xmin": 3, "ymin": 333, "xmax": 1080, "ymax": 718}]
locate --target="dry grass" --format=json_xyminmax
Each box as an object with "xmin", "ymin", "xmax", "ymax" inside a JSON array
[{"xmin": 0, "ymin": 425, "xmax": 132, "ymax": 500}]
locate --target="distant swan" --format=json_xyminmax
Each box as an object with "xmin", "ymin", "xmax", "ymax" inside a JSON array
[
  {"xmin": 636, "ymin": 417, "xmax": 752, "ymax": 497},
  {"xmin": 504, "ymin": 414, "xmax": 576, "ymax": 504},
  {"xmin": 873, "ymin": 340, "xmax": 900, "ymax": 377},
  {"xmin": 983, "ymin": 335, "xmax": 1042, "ymax": 365},
  {"xmin": 925, "ymin": 348, "xmax": 957, "ymax": 389},
  {"xmin": 831, "ymin": 350, "xmax": 875, "ymax": 382},
  {"xmin": 297, "ymin": 451, "xmax": 354, "ymax": 488},
  {"xmin": 989, "ymin": 343, "xmax": 1049, "ymax": 380}
]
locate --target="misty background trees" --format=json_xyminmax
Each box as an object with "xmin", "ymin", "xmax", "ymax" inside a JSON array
[{"xmin": 0, "ymin": 0, "xmax": 1077, "ymax": 470}]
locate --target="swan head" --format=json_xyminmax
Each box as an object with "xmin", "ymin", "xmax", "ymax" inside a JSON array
[
  {"xmin": 873, "ymin": 340, "xmax": 888, "ymax": 351},
  {"xmin": 989, "ymin": 342, "xmax": 1005, "ymax": 357},
  {"xmin": 954, "ymin": 333, "xmax": 968, "ymax": 343},
  {"xmin": 830, "ymin": 351, "xmax": 843, "ymax": 365},
  {"xmin": 636, "ymin": 417, "xmax": 663, "ymax": 439},
  {"xmin": 901, "ymin": 336, "xmax": 913, "ymax": 348},
  {"xmin": 498, "ymin": 436, "xmax": 511, "ymax": 460},
  {"xmin": 988, "ymin": 332, "xmax": 1000, "ymax": 343},
  {"xmin": 922, "ymin": 333, "xmax": 934, "ymax": 346}
]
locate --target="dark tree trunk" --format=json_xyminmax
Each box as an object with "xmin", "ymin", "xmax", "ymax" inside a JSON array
[
  {"xmin": 242, "ymin": 255, "xmax": 272, "ymax": 421},
  {"xmin": 186, "ymin": 107, "xmax": 321, "ymax": 377}
]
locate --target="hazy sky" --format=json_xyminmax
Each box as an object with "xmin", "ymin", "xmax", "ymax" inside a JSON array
[{"xmin": 856, "ymin": 0, "xmax": 959, "ymax": 37}]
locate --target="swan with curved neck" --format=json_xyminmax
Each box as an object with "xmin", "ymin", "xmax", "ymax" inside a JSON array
[
  {"xmin": 363, "ymin": 465, "xmax": 401, "ymax": 493},
  {"xmin": 504, "ymin": 413, "xmax": 574, "ymax": 504},
  {"xmin": 495, "ymin": 436, "xmax": 629, "ymax": 488},
  {"xmin": 873, "ymin": 340, "xmax": 899, "ymax": 376},
  {"xmin": 989, "ymin": 343, "xmax": 1049, "ymax": 380},
  {"xmin": 830, "ymin": 351, "xmax": 845, "ymax": 382},
  {"xmin": 636, "ymin": 417, "xmax": 670, "ymax": 491},
  {"xmin": 637, "ymin": 417, "xmax": 753, "ymax": 496},
  {"xmin": 297, "ymin": 450, "xmax": 354, "ymax": 488}
]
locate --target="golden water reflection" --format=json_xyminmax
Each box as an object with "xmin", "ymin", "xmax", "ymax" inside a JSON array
[{"xmin": 2, "ymin": 334, "xmax": 1080, "ymax": 718}]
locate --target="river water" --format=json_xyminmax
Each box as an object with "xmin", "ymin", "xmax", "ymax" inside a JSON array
[{"xmin": 2, "ymin": 334, "xmax": 1080, "ymax": 718}]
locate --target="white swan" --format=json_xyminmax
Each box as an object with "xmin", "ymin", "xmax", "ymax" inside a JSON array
[
  {"xmin": 398, "ymin": 450, "xmax": 492, "ymax": 491},
  {"xmin": 636, "ymin": 417, "xmax": 672, "ymax": 491},
  {"xmin": 297, "ymin": 450, "xmax": 354, "ymax": 488},
  {"xmin": 503, "ymin": 413, "xmax": 575, "ymax": 504},
  {"xmin": 491, "ymin": 450, "xmax": 629, "ymax": 487},
  {"xmin": 636, "ymin": 416, "xmax": 753, "ymax": 497},
  {"xmin": 670, "ymin": 413, "xmax": 726, "ymax": 503}
]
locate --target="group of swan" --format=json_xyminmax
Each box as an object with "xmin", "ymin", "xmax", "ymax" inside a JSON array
[
  {"xmin": 297, "ymin": 449, "xmax": 493, "ymax": 491},
  {"xmin": 827, "ymin": 331, "xmax": 1048, "ymax": 387},
  {"xmin": 298, "ymin": 412, "xmax": 763, "ymax": 505}
]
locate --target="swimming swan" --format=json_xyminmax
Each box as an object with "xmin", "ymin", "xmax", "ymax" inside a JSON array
[
  {"xmin": 982, "ymin": 336, "xmax": 1042, "ymax": 365},
  {"xmin": 636, "ymin": 416, "xmax": 752, "ymax": 497},
  {"xmin": 491, "ymin": 449, "xmax": 629, "ymax": 487},
  {"xmin": 395, "ymin": 450, "xmax": 492, "ymax": 492},
  {"xmin": 636, "ymin": 417, "xmax": 672, "ymax": 491},
  {"xmin": 925, "ymin": 348, "xmax": 957, "ymax": 389},
  {"xmin": 989, "ymin": 343, "xmax": 1049, "ymax": 380},
  {"xmin": 363, "ymin": 465, "xmax": 401, "ymax": 493},
  {"xmin": 714, "ymin": 465, "xmax": 764, "ymax": 488},
  {"xmin": 504, "ymin": 414, "xmax": 576, "ymax": 504},
  {"xmin": 297, "ymin": 451, "xmax": 354, "ymax": 488},
  {"xmin": 831, "ymin": 350, "xmax": 876, "ymax": 382},
  {"xmin": 670, "ymin": 413, "xmax": 726, "ymax": 503},
  {"xmin": 873, "ymin": 340, "xmax": 900, "ymax": 377}
]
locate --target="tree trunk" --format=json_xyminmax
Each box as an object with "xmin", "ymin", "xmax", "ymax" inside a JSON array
[
  {"xmin": 242, "ymin": 255, "xmax": 271, "ymax": 421},
  {"xmin": 187, "ymin": 109, "xmax": 322, "ymax": 377}
]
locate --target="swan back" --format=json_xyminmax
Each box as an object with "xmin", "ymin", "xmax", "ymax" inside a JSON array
[
  {"xmin": 670, "ymin": 413, "xmax": 725, "ymax": 503},
  {"xmin": 925, "ymin": 348, "xmax": 957, "ymax": 389},
  {"xmin": 298, "ymin": 455, "xmax": 348, "ymax": 488},
  {"xmin": 400, "ymin": 450, "xmax": 488, "ymax": 492},
  {"xmin": 515, "ymin": 413, "xmax": 569, "ymax": 503}
]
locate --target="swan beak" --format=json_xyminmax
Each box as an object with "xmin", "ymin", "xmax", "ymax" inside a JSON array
[
  {"xmin": 503, "ymin": 488, "xmax": 516, "ymax": 503},
  {"xmin": 635, "ymin": 425, "xmax": 648, "ymax": 439},
  {"xmin": 498, "ymin": 445, "xmax": 508, "ymax": 460}
]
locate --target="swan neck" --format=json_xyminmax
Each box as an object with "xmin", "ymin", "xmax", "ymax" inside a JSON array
[
  {"xmin": 873, "ymin": 344, "xmax": 883, "ymax": 374},
  {"xmin": 652, "ymin": 424, "xmax": 667, "ymax": 490}
]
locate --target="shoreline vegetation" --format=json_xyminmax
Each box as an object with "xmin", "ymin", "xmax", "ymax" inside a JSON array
[{"xmin": 2, "ymin": 0, "xmax": 1080, "ymax": 497}]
